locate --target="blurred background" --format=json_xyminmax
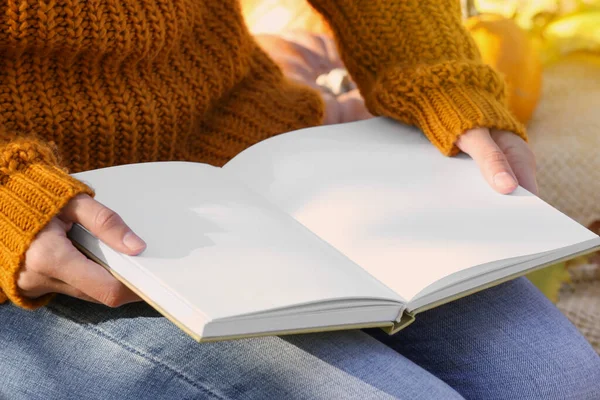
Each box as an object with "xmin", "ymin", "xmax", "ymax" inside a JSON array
[{"xmin": 240, "ymin": 0, "xmax": 600, "ymax": 352}]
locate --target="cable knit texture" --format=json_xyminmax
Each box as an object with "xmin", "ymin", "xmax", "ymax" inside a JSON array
[
  {"xmin": 308, "ymin": 0, "xmax": 526, "ymax": 154},
  {"xmin": 0, "ymin": 0, "xmax": 525, "ymax": 308}
]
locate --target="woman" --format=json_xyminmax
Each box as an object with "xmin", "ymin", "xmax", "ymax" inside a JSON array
[{"xmin": 1, "ymin": 0, "xmax": 598, "ymax": 399}]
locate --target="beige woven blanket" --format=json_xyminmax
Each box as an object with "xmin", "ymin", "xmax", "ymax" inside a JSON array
[{"xmin": 528, "ymin": 55, "xmax": 600, "ymax": 353}]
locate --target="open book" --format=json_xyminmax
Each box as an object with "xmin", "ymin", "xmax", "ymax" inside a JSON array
[{"xmin": 68, "ymin": 117, "xmax": 600, "ymax": 342}]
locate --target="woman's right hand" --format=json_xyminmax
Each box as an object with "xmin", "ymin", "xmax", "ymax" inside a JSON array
[{"xmin": 18, "ymin": 194, "xmax": 146, "ymax": 307}]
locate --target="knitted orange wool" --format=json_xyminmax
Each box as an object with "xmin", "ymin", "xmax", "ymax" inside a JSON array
[{"xmin": 0, "ymin": 0, "xmax": 525, "ymax": 308}]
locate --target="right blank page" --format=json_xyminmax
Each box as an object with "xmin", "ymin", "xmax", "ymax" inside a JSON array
[{"xmin": 223, "ymin": 118, "xmax": 599, "ymax": 301}]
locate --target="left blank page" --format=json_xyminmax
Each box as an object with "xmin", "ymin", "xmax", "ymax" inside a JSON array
[{"xmin": 71, "ymin": 162, "xmax": 402, "ymax": 323}]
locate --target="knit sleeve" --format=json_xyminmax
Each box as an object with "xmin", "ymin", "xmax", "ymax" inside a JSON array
[
  {"xmin": 307, "ymin": 0, "xmax": 527, "ymax": 155},
  {"xmin": 0, "ymin": 136, "xmax": 94, "ymax": 309}
]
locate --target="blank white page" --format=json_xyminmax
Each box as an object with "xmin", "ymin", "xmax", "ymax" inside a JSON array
[
  {"xmin": 72, "ymin": 162, "xmax": 402, "ymax": 321},
  {"xmin": 224, "ymin": 118, "xmax": 598, "ymax": 300}
]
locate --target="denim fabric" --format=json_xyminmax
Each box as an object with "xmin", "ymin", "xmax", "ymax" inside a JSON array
[{"xmin": 1, "ymin": 277, "xmax": 599, "ymax": 399}]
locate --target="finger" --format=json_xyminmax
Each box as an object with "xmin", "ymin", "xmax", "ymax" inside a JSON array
[
  {"xmin": 22, "ymin": 218, "xmax": 72, "ymax": 275},
  {"xmin": 23, "ymin": 221, "xmax": 141, "ymax": 307},
  {"xmin": 456, "ymin": 128, "xmax": 519, "ymax": 194},
  {"xmin": 48, "ymin": 248, "xmax": 141, "ymax": 307},
  {"xmin": 52, "ymin": 216, "xmax": 72, "ymax": 233},
  {"xmin": 18, "ymin": 272, "xmax": 99, "ymax": 303},
  {"xmin": 491, "ymin": 129, "xmax": 539, "ymax": 195},
  {"xmin": 61, "ymin": 194, "xmax": 146, "ymax": 255},
  {"xmin": 20, "ymin": 233, "xmax": 98, "ymax": 302}
]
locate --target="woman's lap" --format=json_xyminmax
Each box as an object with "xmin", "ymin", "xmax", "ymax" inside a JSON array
[
  {"xmin": 366, "ymin": 277, "xmax": 600, "ymax": 399},
  {"xmin": 1, "ymin": 277, "xmax": 598, "ymax": 399},
  {"xmin": 1, "ymin": 297, "xmax": 460, "ymax": 399}
]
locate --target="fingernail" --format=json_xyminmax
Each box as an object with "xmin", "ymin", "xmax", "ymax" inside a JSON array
[
  {"xmin": 123, "ymin": 232, "xmax": 146, "ymax": 252},
  {"xmin": 493, "ymin": 172, "xmax": 517, "ymax": 190}
]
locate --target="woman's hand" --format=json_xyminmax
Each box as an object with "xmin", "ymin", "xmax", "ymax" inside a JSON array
[
  {"xmin": 255, "ymin": 31, "xmax": 537, "ymax": 195},
  {"xmin": 18, "ymin": 194, "xmax": 146, "ymax": 307},
  {"xmin": 457, "ymin": 128, "xmax": 538, "ymax": 195}
]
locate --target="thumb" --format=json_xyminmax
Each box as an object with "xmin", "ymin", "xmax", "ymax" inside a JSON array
[
  {"xmin": 60, "ymin": 194, "xmax": 146, "ymax": 255},
  {"xmin": 456, "ymin": 128, "xmax": 519, "ymax": 194}
]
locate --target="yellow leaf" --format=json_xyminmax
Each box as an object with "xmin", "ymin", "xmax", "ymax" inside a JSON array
[
  {"xmin": 527, "ymin": 262, "xmax": 570, "ymax": 303},
  {"xmin": 541, "ymin": 10, "xmax": 600, "ymax": 62}
]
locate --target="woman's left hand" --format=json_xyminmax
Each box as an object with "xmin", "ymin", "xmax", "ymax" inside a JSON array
[
  {"xmin": 456, "ymin": 128, "xmax": 538, "ymax": 195},
  {"xmin": 254, "ymin": 32, "xmax": 537, "ymax": 196}
]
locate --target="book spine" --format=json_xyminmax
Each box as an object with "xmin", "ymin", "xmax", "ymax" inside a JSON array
[{"xmin": 383, "ymin": 310, "xmax": 416, "ymax": 335}]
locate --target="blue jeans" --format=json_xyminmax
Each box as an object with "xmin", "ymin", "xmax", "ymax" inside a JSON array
[{"xmin": 1, "ymin": 278, "xmax": 599, "ymax": 399}]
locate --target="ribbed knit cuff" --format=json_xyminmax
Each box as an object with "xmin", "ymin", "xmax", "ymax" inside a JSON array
[
  {"xmin": 407, "ymin": 84, "xmax": 527, "ymax": 156},
  {"xmin": 0, "ymin": 163, "xmax": 94, "ymax": 309},
  {"xmin": 369, "ymin": 63, "xmax": 528, "ymax": 156}
]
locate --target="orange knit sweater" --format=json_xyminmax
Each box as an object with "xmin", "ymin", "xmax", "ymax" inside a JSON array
[{"xmin": 0, "ymin": 0, "xmax": 526, "ymax": 308}]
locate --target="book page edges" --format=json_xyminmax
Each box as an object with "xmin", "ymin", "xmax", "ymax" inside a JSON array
[
  {"xmin": 71, "ymin": 232, "xmax": 599, "ymax": 341},
  {"xmin": 381, "ymin": 241, "xmax": 600, "ymax": 337},
  {"xmin": 408, "ymin": 241, "xmax": 600, "ymax": 316},
  {"xmin": 71, "ymin": 238, "xmax": 600, "ymax": 341},
  {"xmin": 196, "ymin": 321, "xmax": 396, "ymax": 342},
  {"xmin": 72, "ymin": 238, "xmax": 403, "ymax": 343},
  {"xmin": 72, "ymin": 240, "xmax": 600, "ymax": 341},
  {"xmin": 71, "ymin": 240, "xmax": 208, "ymax": 341}
]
